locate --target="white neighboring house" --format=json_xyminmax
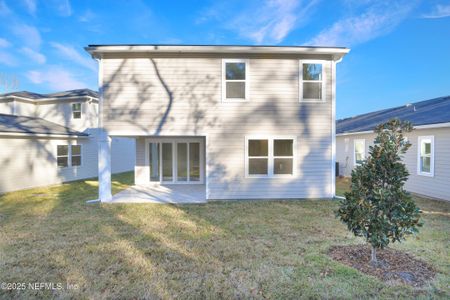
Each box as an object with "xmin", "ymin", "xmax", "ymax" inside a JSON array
[
  {"xmin": 85, "ymin": 44, "xmax": 350, "ymax": 202},
  {"xmin": 0, "ymin": 89, "xmax": 135, "ymax": 194},
  {"xmin": 336, "ymin": 95, "xmax": 450, "ymax": 201}
]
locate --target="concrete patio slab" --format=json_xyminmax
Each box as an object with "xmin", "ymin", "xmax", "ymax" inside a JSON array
[{"xmin": 106, "ymin": 184, "xmax": 207, "ymax": 204}]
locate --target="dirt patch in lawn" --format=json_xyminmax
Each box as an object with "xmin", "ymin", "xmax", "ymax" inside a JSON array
[{"xmin": 329, "ymin": 245, "xmax": 436, "ymax": 287}]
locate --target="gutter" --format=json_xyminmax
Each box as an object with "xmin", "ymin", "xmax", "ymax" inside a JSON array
[
  {"xmin": 0, "ymin": 132, "xmax": 89, "ymax": 138},
  {"xmin": 85, "ymin": 45, "xmax": 351, "ymax": 60},
  {"xmin": 0, "ymin": 95, "xmax": 99, "ymax": 104}
]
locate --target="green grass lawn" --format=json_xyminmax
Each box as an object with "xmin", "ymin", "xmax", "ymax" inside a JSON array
[{"xmin": 0, "ymin": 173, "xmax": 449, "ymax": 299}]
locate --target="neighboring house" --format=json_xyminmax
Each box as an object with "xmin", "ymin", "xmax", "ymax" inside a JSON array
[
  {"xmin": 85, "ymin": 44, "xmax": 350, "ymax": 201},
  {"xmin": 336, "ymin": 95, "xmax": 450, "ymax": 201},
  {"xmin": 0, "ymin": 89, "xmax": 135, "ymax": 194}
]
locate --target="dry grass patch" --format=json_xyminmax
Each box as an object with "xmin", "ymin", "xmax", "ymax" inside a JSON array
[{"xmin": 0, "ymin": 174, "xmax": 448, "ymax": 299}]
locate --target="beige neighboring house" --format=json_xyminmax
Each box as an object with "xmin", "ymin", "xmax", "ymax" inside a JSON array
[
  {"xmin": 0, "ymin": 89, "xmax": 135, "ymax": 194},
  {"xmin": 85, "ymin": 44, "xmax": 350, "ymax": 202},
  {"xmin": 336, "ymin": 95, "xmax": 450, "ymax": 201}
]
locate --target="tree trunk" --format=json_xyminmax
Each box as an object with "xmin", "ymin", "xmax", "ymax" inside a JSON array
[{"xmin": 370, "ymin": 245, "xmax": 377, "ymax": 265}]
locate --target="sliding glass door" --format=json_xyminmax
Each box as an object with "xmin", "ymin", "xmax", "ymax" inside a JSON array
[{"xmin": 148, "ymin": 139, "xmax": 203, "ymax": 183}]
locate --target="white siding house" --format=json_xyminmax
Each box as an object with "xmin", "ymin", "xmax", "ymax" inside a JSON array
[
  {"xmin": 85, "ymin": 45, "xmax": 350, "ymax": 201},
  {"xmin": 0, "ymin": 89, "xmax": 135, "ymax": 194},
  {"xmin": 336, "ymin": 96, "xmax": 450, "ymax": 201}
]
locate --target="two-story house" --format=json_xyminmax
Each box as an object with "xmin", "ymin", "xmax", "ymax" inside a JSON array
[
  {"xmin": 85, "ymin": 45, "xmax": 350, "ymax": 202},
  {"xmin": 0, "ymin": 89, "xmax": 135, "ymax": 193}
]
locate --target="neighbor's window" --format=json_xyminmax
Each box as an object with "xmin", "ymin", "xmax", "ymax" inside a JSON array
[
  {"xmin": 246, "ymin": 137, "xmax": 295, "ymax": 177},
  {"xmin": 72, "ymin": 103, "xmax": 82, "ymax": 119},
  {"xmin": 71, "ymin": 145, "xmax": 82, "ymax": 166},
  {"xmin": 300, "ymin": 61, "xmax": 325, "ymax": 102},
  {"xmin": 354, "ymin": 139, "xmax": 365, "ymax": 165},
  {"xmin": 57, "ymin": 145, "xmax": 69, "ymax": 167},
  {"xmin": 418, "ymin": 136, "xmax": 434, "ymax": 176},
  {"xmin": 223, "ymin": 59, "xmax": 248, "ymax": 101},
  {"xmin": 57, "ymin": 144, "xmax": 82, "ymax": 167}
]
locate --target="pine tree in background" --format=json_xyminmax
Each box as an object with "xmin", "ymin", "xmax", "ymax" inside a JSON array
[{"xmin": 336, "ymin": 119, "xmax": 422, "ymax": 265}]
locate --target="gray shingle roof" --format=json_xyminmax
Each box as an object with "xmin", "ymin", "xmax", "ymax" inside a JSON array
[
  {"xmin": 0, "ymin": 114, "xmax": 88, "ymax": 136},
  {"xmin": 0, "ymin": 89, "xmax": 98, "ymax": 100},
  {"xmin": 337, "ymin": 96, "xmax": 450, "ymax": 134}
]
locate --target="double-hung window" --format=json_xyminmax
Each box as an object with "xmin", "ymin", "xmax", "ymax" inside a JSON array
[
  {"xmin": 57, "ymin": 145, "xmax": 69, "ymax": 167},
  {"xmin": 246, "ymin": 137, "xmax": 295, "ymax": 177},
  {"xmin": 417, "ymin": 136, "xmax": 434, "ymax": 176},
  {"xmin": 222, "ymin": 59, "xmax": 248, "ymax": 102},
  {"xmin": 71, "ymin": 145, "xmax": 82, "ymax": 166},
  {"xmin": 354, "ymin": 139, "xmax": 365, "ymax": 166},
  {"xmin": 72, "ymin": 103, "xmax": 82, "ymax": 119},
  {"xmin": 299, "ymin": 60, "xmax": 325, "ymax": 102},
  {"xmin": 57, "ymin": 144, "xmax": 82, "ymax": 167}
]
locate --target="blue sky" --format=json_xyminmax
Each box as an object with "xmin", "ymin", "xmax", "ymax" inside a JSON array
[{"xmin": 0, "ymin": 0, "xmax": 449, "ymax": 118}]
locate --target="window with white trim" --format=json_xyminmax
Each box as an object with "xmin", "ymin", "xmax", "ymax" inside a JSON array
[
  {"xmin": 72, "ymin": 103, "xmax": 82, "ymax": 119},
  {"xmin": 417, "ymin": 136, "xmax": 434, "ymax": 176},
  {"xmin": 222, "ymin": 59, "xmax": 248, "ymax": 101},
  {"xmin": 246, "ymin": 137, "xmax": 295, "ymax": 177},
  {"xmin": 299, "ymin": 60, "xmax": 325, "ymax": 102},
  {"xmin": 57, "ymin": 144, "xmax": 82, "ymax": 167},
  {"xmin": 354, "ymin": 139, "xmax": 365, "ymax": 165},
  {"xmin": 57, "ymin": 145, "xmax": 69, "ymax": 167},
  {"xmin": 71, "ymin": 145, "xmax": 82, "ymax": 166}
]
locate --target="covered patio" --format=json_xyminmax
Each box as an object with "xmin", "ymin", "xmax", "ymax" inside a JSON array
[{"xmin": 106, "ymin": 184, "xmax": 207, "ymax": 204}]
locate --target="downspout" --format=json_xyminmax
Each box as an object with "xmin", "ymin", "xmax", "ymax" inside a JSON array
[{"xmin": 332, "ymin": 55, "xmax": 345, "ymax": 199}]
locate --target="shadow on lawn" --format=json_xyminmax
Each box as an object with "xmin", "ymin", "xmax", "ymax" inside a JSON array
[
  {"xmin": 0, "ymin": 173, "xmax": 235, "ymax": 299},
  {"xmin": 2, "ymin": 175, "xmax": 449, "ymax": 298}
]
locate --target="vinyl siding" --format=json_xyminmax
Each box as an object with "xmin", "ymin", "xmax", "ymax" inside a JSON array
[
  {"xmin": 103, "ymin": 55, "xmax": 334, "ymax": 199},
  {"xmin": 14, "ymin": 101, "xmax": 38, "ymax": 116},
  {"xmin": 0, "ymin": 131, "xmax": 135, "ymax": 194},
  {"xmin": 336, "ymin": 127, "xmax": 450, "ymax": 201},
  {"xmin": 35, "ymin": 101, "xmax": 98, "ymax": 132},
  {"xmin": 0, "ymin": 136, "xmax": 97, "ymax": 194},
  {"xmin": 0, "ymin": 100, "xmax": 14, "ymax": 114},
  {"xmin": 0, "ymin": 98, "xmax": 135, "ymax": 193}
]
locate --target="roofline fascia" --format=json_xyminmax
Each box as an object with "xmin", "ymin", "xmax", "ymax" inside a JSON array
[
  {"xmin": 0, "ymin": 132, "xmax": 89, "ymax": 138},
  {"xmin": 336, "ymin": 122, "xmax": 450, "ymax": 136},
  {"xmin": 85, "ymin": 45, "xmax": 350, "ymax": 60},
  {"xmin": 0, "ymin": 95, "xmax": 98, "ymax": 104}
]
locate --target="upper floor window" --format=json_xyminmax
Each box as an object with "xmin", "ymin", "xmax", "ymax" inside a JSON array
[
  {"xmin": 72, "ymin": 103, "xmax": 82, "ymax": 119},
  {"xmin": 222, "ymin": 59, "xmax": 248, "ymax": 102},
  {"xmin": 417, "ymin": 136, "xmax": 434, "ymax": 176},
  {"xmin": 246, "ymin": 136, "xmax": 295, "ymax": 177},
  {"xmin": 57, "ymin": 144, "xmax": 82, "ymax": 168},
  {"xmin": 299, "ymin": 60, "xmax": 325, "ymax": 102},
  {"xmin": 354, "ymin": 139, "xmax": 365, "ymax": 166}
]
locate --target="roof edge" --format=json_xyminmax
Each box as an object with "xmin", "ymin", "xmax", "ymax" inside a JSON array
[
  {"xmin": 336, "ymin": 121, "xmax": 450, "ymax": 136},
  {"xmin": 85, "ymin": 44, "xmax": 350, "ymax": 59},
  {"xmin": 0, "ymin": 95, "xmax": 98, "ymax": 103},
  {"xmin": 0, "ymin": 132, "xmax": 89, "ymax": 138}
]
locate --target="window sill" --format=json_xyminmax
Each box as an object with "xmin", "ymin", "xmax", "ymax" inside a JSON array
[
  {"xmin": 299, "ymin": 98, "xmax": 325, "ymax": 103},
  {"xmin": 245, "ymin": 174, "xmax": 295, "ymax": 179},
  {"xmin": 58, "ymin": 166, "xmax": 82, "ymax": 169},
  {"xmin": 222, "ymin": 98, "xmax": 248, "ymax": 103},
  {"xmin": 417, "ymin": 172, "xmax": 434, "ymax": 177}
]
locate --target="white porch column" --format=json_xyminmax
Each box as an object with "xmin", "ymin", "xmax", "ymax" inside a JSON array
[{"xmin": 98, "ymin": 130, "xmax": 112, "ymax": 202}]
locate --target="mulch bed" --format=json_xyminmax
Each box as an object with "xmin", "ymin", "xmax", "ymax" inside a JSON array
[{"xmin": 328, "ymin": 245, "xmax": 436, "ymax": 287}]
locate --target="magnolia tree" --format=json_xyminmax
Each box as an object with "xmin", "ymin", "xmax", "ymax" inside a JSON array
[{"xmin": 336, "ymin": 119, "xmax": 422, "ymax": 265}]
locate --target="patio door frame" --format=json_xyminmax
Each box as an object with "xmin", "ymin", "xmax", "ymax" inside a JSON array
[{"xmin": 145, "ymin": 137, "xmax": 205, "ymax": 184}]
